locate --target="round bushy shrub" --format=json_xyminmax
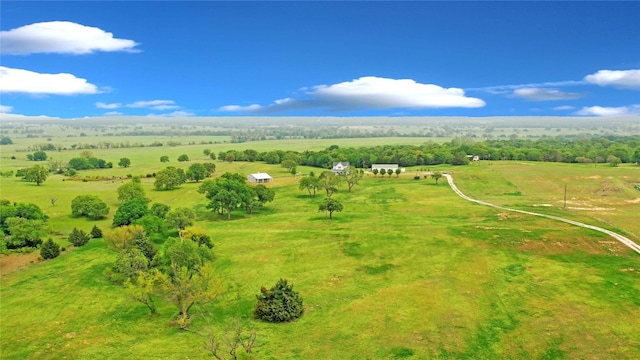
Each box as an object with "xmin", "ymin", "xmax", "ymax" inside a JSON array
[
  {"xmin": 40, "ymin": 239, "xmax": 61, "ymax": 259},
  {"xmin": 254, "ymin": 279, "xmax": 303, "ymax": 323},
  {"xmin": 68, "ymin": 228, "xmax": 90, "ymax": 247},
  {"xmin": 90, "ymin": 225, "xmax": 103, "ymax": 239}
]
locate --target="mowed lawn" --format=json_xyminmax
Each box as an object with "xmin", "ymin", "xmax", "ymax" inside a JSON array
[{"xmin": 1, "ymin": 161, "xmax": 639, "ymax": 359}]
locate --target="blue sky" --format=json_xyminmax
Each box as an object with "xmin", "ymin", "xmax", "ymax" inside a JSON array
[{"xmin": 1, "ymin": 1, "xmax": 639, "ymax": 119}]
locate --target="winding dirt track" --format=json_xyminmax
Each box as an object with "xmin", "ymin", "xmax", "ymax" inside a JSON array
[{"xmin": 443, "ymin": 174, "xmax": 640, "ymax": 255}]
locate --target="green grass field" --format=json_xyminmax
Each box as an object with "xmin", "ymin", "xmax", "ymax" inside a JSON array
[{"xmin": 1, "ymin": 146, "xmax": 639, "ymax": 359}]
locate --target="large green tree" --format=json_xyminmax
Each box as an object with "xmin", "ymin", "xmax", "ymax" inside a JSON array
[
  {"xmin": 161, "ymin": 236, "xmax": 220, "ymax": 328},
  {"xmin": 117, "ymin": 177, "xmax": 147, "ymax": 202},
  {"xmin": 165, "ymin": 207, "xmax": 196, "ymax": 230},
  {"xmin": 23, "ymin": 165, "xmax": 48, "ymax": 186},
  {"xmin": 71, "ymin": 195, "xmax": 110, "ymax": 220},
  {"xmin": 318, "ymin": 198, "xmax": 343, "ymax": 219},
  {"xmin": 118, "ymin": 157, "xmax": 131, "ymax": 168},
  {"xmin": 198, "ymin": 174, "xmax": 254, "ymax": 220},
  {"xmin": 4, "ymin": 217, "xmax": 47, "ymax": 248},
  {"xmin": 154, "ymin": 166, "xmax": 186, "ymax": 190},
  {"xmin": 186, "ymin": 163, "xmax": 208, "ymax": 182},
  {"xmin": 113, "ymin": 198, "xmax": 149, "ymax": 226}
]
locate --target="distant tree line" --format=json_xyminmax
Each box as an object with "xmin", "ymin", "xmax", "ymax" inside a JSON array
[{"xmin": 217, "ymin": 136, "xmax": 640, "ymax": 169}]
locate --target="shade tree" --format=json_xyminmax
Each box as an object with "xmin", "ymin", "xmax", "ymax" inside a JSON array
[
  {"xmin": 186, "ymin": 163, "xmax": 208, "ymax": 182},
  {"xmin": 299, "ymin": 175, "xmax": 319, "ymax": 197},
  {"xmin": 113, "ymin": 198, "xmax": 149, "ymax": 226},
  {"xmin": 154, "ymin": 166, "xmax": 186, "ymax": 190},
  {"xmin": 117, "ymin": 177, "xmax": 147, "ymax": 202},
  {"xmin": 71, "ymin": 195, "xmax": 110, "ymax": 220},
  {"xmin": 118, "ymin": 157, "xmax": 131, "ymax": 168},
  {"xmin": 318, "ymin": 198, "xmax": 343, "ymax": 219},
  {"xmin": 198, "ymin": 174, "xmax": 254, "ymax": 220},
  {"xmin": 22, "ymin": 165, "xmax": 48, "ymax": 185},
  {"xmin": 318, "ymin": 171, "xmax": 340, "ymax": 198},
  {"xmin": 165, "ymin": 207, "xmax": 196, "ymax": 230}
]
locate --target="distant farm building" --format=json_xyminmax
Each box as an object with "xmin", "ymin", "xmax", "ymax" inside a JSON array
[
  {"xmin": 332, "ymin": 161, "xmax": 350, "ymax": 175},
  {"xmin": 247, "ymin": 172, "xmax": 272, "ymax": 183}
]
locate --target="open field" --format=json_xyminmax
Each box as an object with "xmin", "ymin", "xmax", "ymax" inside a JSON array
[{"xmin": 1, "ymin": 139, "xmax": 639, "ymax": 359}]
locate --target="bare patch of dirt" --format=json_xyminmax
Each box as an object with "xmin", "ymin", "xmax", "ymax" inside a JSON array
[
  {"xmin": 625, "ymin": 198, "xmax": 640, "ymax": 204},
  {"xmin": 515, "ymin": 236, "xmax": 629, "ymax": 255},
  {"xmin": 0, "ymin": 252, "xmax": 41, "ymax": 277},
  {"xmin": 567, "ymin": 207, "xmax": 614, "ymax": 211},
  {"xmin": 497, "ymin": 212, "xmax": 522, "ymax": 220},
  {"xmin": 532, "ymin": 204, "xmax": 553, "ymax": 207},
  {"xmin": 475, "ymin": 225, "xmax": 510, "ymax": 230}
]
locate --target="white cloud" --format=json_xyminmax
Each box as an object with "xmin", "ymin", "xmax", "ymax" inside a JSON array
[
  {"xmin": 0, "ymin": 21, "xmax": 139, "ymax": 55},
  {"xmin": 584, "ymin": 69, "xmax": 640, "ymax": 89},
  {"xmin": 574, "ymin": 105, "xmax": 640, "ymax": 116},
  {"xmin": 218, "ymin": 104, "xmax": 262, "ymax": 112},
  {"xmin": 95, "ymin": 102, "xmax": 122, "ymax": 109},
  {"xmin": 0, "ymin": 66, "xmax": 99, "ymax": 95},
  {"xmin": 467, "ymin": 80, "xmax": 585, "ymax": 93},
  {"xmin": 220, "ymin": 76, "xmax": 485, "ymax": 113},
  {"xmin": 104, "ymin": 111, "xmax": 123, "ymax": 116},
  {"xmin": 553, "ymin": 105, "xmax": 575, "ymax": 111},
  {"xmin": 511, "ymin": 88, "xmax": 582, "ymax": 101},
  {"xmin": 127, "ymin": 100, "xmax": 179, "ymax": 110},
  {"xmin": 0, "ymin": 105, "xmax": 13, "ymax": 113},
  {"xmin": 148, "ymin": 111, "xmax": 195, "ymax": 117}
]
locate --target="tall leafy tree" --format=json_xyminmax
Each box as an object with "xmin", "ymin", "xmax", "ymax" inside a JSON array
[
  {"xmin": 23, "ymin": 165, "xmax": 48, "ymax": 185},
  {"xmin": 154, "ymin": 166, "xmax": 186, "ymax": 190},
  {"xmin": 166, "ymin": 207, "xmax": 196, "ymax": 230},
  {"xmin": 71, "ymin": 195, "xmax": 109, "ymax": 220},
  {"xmin": 161, "ymin": 236, "xmax": 220, "ymax": 328},
  {"xmin": 318, "ymin": 171, "xmax": 340, "ymax": 198},
  {"xmin": 113, "ymin": 198, "xmax": 148, "ymax": 226},
  {"xmin": 299, "ymin": 176, "xmax": 319, "ymax": 197},
  {"xmin": 186, "ymin": 163, "xmax": 208, "ymax": 182},
  {"xmin": 117, "ymin": 177, "xmax": 146, "ymax": 202}
]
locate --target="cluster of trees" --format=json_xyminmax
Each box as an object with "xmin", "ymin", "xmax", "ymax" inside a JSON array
[
  {"xmin": 0, "ymin": 200, "xmax": 49, "ymax": 251},
  {"xmin": 216, "ymin": 136, "xmax": 639, "ymax": 170},
  {"xmin": 198, "ymin": 173, "xmax": 276, "ymax": 220},
  {"xmin": 298, "ymin": 171, "xmax": 359, "ymax": 219},
  {"xmin": 103, "ymin": 224, "xmax": 220, "ymax": 328},
  {"xmin": 152, "ymin": 163, "xmax": 216, "ymax": 190},
  {"xmin": 68, "ymin": 156, "xmax": 113, "ymax": 170}
]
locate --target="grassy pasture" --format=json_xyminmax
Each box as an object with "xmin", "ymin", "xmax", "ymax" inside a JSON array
[{"xmin": 1, "ymin": 145, "xmax": 639, "ymax": 358}]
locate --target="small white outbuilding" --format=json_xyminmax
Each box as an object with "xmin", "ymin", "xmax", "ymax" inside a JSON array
[{"xmin": 247, "ymin": 172, "xmax": 272, "ymax": 183}]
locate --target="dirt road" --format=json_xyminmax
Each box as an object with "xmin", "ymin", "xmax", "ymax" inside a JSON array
[{"xmin": 444, "ymin": 174, "xmax": 640, "ymax": 255}]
